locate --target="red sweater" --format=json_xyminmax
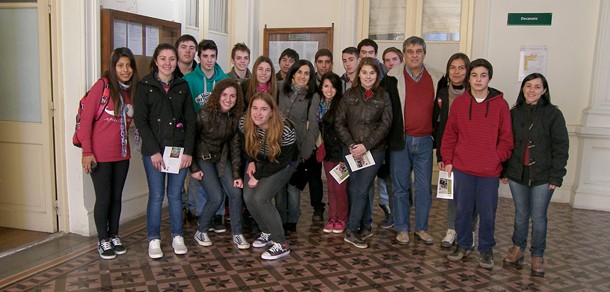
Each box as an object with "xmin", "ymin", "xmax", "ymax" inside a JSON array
[
  {"xmin": 403, "ymin": 69, "xmax": 434, "ymax": 136},
  {"xmin": 440, "ymin": 88, "xmax": 513, "ymax": 177},
  {"xmin": 80, "ymin": 79, "xmax": 133, "ymax": 162}
]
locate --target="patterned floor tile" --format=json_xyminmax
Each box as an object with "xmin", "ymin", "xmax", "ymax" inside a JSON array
[{"xmin": 1, "ymin": 190, "xmax": 610, "ymax": 291}]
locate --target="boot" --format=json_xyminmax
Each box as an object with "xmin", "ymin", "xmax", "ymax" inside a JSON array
[
  {"xmin": 502, "ymin": 246, "xmax": 524, "ymax": 269},
  {"xmin": 379, "ymin": 204, "xmax": 394, "ymax": 229},
  {"xmin": 531, "ymin": 257, "xmax": 545, "ymax": 277}
]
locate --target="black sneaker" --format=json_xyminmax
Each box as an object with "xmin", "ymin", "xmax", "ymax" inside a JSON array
[
  {"xmin": 344, "ymin": 230, "xmax": 368, "ymax": 249},
  {"xmin": 312, "ymin": 209, "xmax": 324, "ymax": 221},
  {"xmin": 359, "ymin": 225, "xmax": 373, "ymax": 240},
  {"xmin": 186, "ymin": 210, "xmax": 197, "ymax": 222},
  {"xmin": 380, "ymin": 214, "xmax": 394, "ymax": 229},
  {"xmin": 447, "ymin": 247, "xmax": 472, "ymax": 262},
  {"xmin": 98, "ymin": 239, "xmax": 116, "ymax": 260},
  {"xmin": 252, "ymin": 232, "xmax": 272, "ymax": 248},
  {"xmin": 261, "ymin": 242, "xmax": 291, "ymax": 260},
  {"xmin": 110, "ymin": 236, "xmax": 126, "ymax": 255},
  {"xmin": 479, "ymin": 250, "xmax": 494, "ymax": 269},
  {"xmin": 213, "ymin": 215, "xmax": 226, "ymax": 233}
]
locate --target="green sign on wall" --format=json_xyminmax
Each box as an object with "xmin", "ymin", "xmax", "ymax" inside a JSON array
[{"xmin": 507, "ymin": 13, "xmax": 552, "ymax": 26}]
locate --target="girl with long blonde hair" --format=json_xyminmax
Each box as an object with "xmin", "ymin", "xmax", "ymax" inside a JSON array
[{"xmin": 239, "ymin": 92, "xmax": 297, "ymax": 260}]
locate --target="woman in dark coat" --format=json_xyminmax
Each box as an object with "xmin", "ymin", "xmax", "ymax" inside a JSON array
[{"xmin": 501, "ymin": 73, "xmax": 569, "ymax": 277}]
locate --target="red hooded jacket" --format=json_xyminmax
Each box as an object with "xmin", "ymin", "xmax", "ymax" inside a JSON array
[{"xmin": 440, "ymin": 88, "xmax": 513, "ymax": 177}]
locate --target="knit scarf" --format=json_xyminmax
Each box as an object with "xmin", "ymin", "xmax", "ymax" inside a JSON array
[
  {"xmin": 447, "ymin": 83, "xmax": 465, "ymax": 114},
  {"xmin": 118, "ymin": 84, "xmax": 129, "ymax": 157}
]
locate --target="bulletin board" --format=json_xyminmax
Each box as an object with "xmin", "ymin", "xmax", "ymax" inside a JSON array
[
  {"xmin": 263, "ymin": 25, "xmax": 334, "ymax": 70},
  {"xmin": 100, "ymin": 9, "xmax": 181, "ymax": 74}
]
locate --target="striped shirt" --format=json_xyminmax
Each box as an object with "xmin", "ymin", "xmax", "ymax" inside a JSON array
[{"xmin": 239, "ymin": 117, "xmax": 296, "ymax": 157}]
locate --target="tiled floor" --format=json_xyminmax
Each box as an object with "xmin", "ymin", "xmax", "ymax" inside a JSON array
[{"xmin": 1, "ymin": 193, "xmax": 609, "ymax": 291}]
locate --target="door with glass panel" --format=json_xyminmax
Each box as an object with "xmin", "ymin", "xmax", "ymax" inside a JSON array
[{"xmin": 0, "ymin": 0, "xmax": 56, "ymax": 232}]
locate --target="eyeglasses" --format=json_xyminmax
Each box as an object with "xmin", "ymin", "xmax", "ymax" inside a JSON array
[{"xmin": 405, "ymin": 49, "xmax": 424, "ymax": 55}]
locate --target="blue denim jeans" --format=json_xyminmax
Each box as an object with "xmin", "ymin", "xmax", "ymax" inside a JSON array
[
  {"xmin": 390, "ymin": 134, "xmax": 433, "ymax": 232},
  {"xmin": 189, "ymin": 173, "xmax": 226, "ymax": 217},
  {"xmin": 378, "ymin": 178, "xmax": 390, "ymax": 206},
  {"xmin": 275, "ymin": 183, "xmax": 301, "ymax": 224},
  {"xmin": 508, "ymin": 179, "xmax": 554, "ymax": 257},
  {"xmin": 346, "ymin": 150, "xmax": 385, "ymax": 231},
  {"xmin": 143, "ymin": 156, "xmax": 187, "ymax": 241},
  {"xmin": 188, "ymin": 175, "xmax": 206, "ymax": 216},
  {"xmin": 367, "ymin": 177, "xmax": 391, "ymax": 221},
  {"xmin": 244, "ymin": 165, "xmax": 296, "ymax": 244},
  {"xmin": 446, "ymin": 199, "xmax": 478, "ymax": 230},
  {"xmin": 454, "ymin": 168, "xmax": 499, "ymax": 252},
  {"xmin": 196, "ymin": 159, "xmax": 243, "ymax": 234}
]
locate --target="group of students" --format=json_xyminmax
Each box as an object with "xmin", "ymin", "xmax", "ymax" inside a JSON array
[{"xmin": 80, "ymin": 34, "xmax": 569, "ymax": 274}]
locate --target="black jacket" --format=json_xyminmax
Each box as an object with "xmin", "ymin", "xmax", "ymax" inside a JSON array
[
  {"xmin": 335, "ymin": 87, "xmax": 392, "ymax": 151},
  {"xmin": 320, "ymin": 108, "xmax": 343, "ymax": 162},
  {"xmin": 134, "ymin": 73, "xmax": 196, "ymax": 157},
  {"xmin": 503, "ymin": 101, "xmax": 569, "ymax": 186},
  {"xmin": 435, "ymin": 77, "xmax": 466, "ymax": 162},
  {"xmin": 190, "ymin": 107, "xmax": 242, "ymax": 179}
]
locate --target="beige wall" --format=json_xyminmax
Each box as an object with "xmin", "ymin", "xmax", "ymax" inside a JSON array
[{"xmin": 472, "ymin": 0, "xmax": 600, "ymax": 202}]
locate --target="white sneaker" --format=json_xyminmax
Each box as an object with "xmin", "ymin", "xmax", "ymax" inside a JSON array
[
  {"xmin": 233, "ymin": 234, "xmax": 251, "ymax": 250},
  {"xmin": 194, "ymin": 231, "xmax": 212, "ymax": 247},
  {"xmin": 148, "ymin": 239, "xmax": 163, "ymax": 259},
  {"xmin": 441, "ymin": 229, "xmax": 457, "ymax": 248},
  {"xmin": 172, "ymin": 236, "xmax": 188, "ymax": 255}
]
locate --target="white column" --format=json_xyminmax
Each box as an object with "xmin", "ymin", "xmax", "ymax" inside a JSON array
[{"xmin": 573, "ymin": 0, "xmax": 610, "ymax": 211}]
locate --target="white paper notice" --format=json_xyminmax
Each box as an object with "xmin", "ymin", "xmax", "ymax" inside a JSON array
[
  {"xmin": 127, "ymin": 22, "xmax": 143, "ymax": 55},
  {"xmin": 269, "ymin": 41, "xmax": 319, "ymax": 72},
  {"xmin": 162, "ymin": 146, "xmax": 184, "ymax": 174},
  {"xmin": 145, "ymin": 25, "xmax": 160, "ymax": 57},
  {"xmin": 113, "ymin": 20, "xmax": 127, "ymax": 49},
  {"xmin": 518, "ymin": 45, "xmax": 547, "ymax": 81},
  {"xmin": 436, "ymin": 170, "xmax": 454, "ymax": 200}
]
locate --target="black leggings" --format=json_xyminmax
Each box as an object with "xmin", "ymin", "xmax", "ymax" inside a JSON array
[{"xmin": 90, "ymin": 160, "xmax": 129, "ymax": 241}]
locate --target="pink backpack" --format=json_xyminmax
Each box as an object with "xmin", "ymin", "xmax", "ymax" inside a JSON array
[{"xmin": 72, "ymin": 77, "xmax": 110, "ymax": 147}]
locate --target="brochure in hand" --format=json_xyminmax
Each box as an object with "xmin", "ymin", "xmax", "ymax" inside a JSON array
[
  {"xmin": 436, "ymin": 170, "xmax": 454, "ymax": 199},
  {"xmin": 161, "ymin": 146, "xmax": 184, "ymax": 174},
  {"xmin": 345, "ymin": 150, "xmax": 376, "ymax": 172},
  {"xmin": 330, "ymin": 163, "xmax": 350, "ymax": 184}
]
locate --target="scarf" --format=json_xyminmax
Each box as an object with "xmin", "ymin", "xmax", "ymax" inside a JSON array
[
  {"xmin": 291, "ymin": 82, "xmax": 308, "ymax": 95},
  {"xmin": 119, "ymin": 92, "xmax": 128, "ymax": 157},
  {"xmin": 364, "ymin": 89, "xmax": 374, "ymax": 101},
  {"xmin": 257, "ymin": 82, "xmax": 271, "ymax": 93},
  {"xmin": 318, "ymin": 97, "xmax": 332, "ymax": 122}
]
